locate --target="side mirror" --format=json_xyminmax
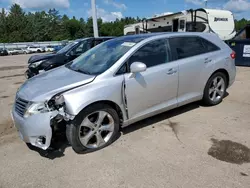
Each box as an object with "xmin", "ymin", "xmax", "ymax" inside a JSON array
[{"xmin": 130, "ymin": 62, "xmax": 147, "ymax": 73}]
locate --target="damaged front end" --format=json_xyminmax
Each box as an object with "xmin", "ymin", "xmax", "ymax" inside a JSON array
[{"xmin": 12, "ymin": 94, "xmax": 74, "ymax": 150}]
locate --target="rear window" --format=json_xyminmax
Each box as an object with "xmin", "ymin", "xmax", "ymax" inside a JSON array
[{"xmin": 169, "ymin": 36, "xmax": 219, "ymax": 59}]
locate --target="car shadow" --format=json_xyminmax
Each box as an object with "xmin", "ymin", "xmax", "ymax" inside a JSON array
[{"xmin": 122, "ymin": 102, "xmax": 200, "ymax": 135}]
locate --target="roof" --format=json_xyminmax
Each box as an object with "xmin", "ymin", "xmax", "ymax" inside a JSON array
[{"xmin": 121, "ymin": 32, "xmax": 218, "ymax": 41}]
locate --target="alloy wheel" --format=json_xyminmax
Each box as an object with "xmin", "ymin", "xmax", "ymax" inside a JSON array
[
  {"xmin": 78, "ymin": 111, "xmax": 115, "ymax": 149},
  {"xmin": 208, "ymin": 76, "xmax": 225, "ymax": 103}
]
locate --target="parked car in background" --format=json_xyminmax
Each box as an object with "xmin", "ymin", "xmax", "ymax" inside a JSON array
[
  {"xmin": 12, "ymin": 33, "xmax": 236, "ymax": 153},
  {"xmin": 14, "ymin": 48, "xmax": 25, "ymax": 54},
  {"xmin": 7, "ymin": 48, "xmax": 19, "ymax": 55},
  {"xmin": 0, "ymin": 48, "xmax": 8, "ymax": 56},
  {"xmin": 25, "ymin": 37, "xmax": 114, "ymax": 78},
  {"xmin": 22, "ymin": 48, "xmax": 32, "ymax": 54},
  {"xmin": 45, "ymin": 45, "xmax": 55, "ymax": 52},
  {"xmin": 27, "ymin": 46, "xmax": 45, "ymax": 53}
]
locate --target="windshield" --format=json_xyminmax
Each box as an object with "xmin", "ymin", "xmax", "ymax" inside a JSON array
[
  {"xmin": 67, "ymin": 37, "xmax": 146, "ymax": 75},
  {"xmin": 57, "ymin": 42, "xmax": 78, "ymax": 54}
]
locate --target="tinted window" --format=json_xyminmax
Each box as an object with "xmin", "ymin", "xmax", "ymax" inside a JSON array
[
  {"xmin": 116, "ymin": 63, "xmax": 128, "ymax": 75},
  {"xmin": 169, "ymin": 37, "xmax": 207, "ymax": 59},
  {"xmin": 128, "ymin": 39, "xmax": 169, "ymax": 68},
  {"xmin": 200, "ymin": 38, "xmax": 220, "ymax": 52},
  {"xmin": 94, "ymin": 39, "xmax": 103, "ymax": 46}
]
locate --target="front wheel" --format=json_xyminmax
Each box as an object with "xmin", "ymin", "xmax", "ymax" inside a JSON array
[
  {"xmin": 203, "ymin": 72, "xmax": 227, "ymax": 106},
  {"xmin": 66, "ymin": 104, "xmax": 120, "ymax": 153}
]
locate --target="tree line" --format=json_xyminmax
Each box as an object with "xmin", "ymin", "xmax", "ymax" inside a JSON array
[
  {"xmin": 0, "ymin": 4, "xmax": 249, "ymax": 43},
  {"xmin": 0, "ymin": 4, "xmax": 138, "ymax": 43}
]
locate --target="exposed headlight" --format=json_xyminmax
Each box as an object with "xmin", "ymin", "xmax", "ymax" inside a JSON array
[
  {"xmin": 24, "ymin": 102, "xmax": 49, "ymax": 118},
  {"xmin": 29, "ymin": 60, "xmax": 44, "ymax": 68},
  {"xmin": 48, "ymin": 95, "xmax": 65, "ymax": 110}
]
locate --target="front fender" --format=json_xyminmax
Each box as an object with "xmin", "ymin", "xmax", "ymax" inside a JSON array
[{"xmin": 62, "ymin": 75, "xmax": 127, "ymax": 119}]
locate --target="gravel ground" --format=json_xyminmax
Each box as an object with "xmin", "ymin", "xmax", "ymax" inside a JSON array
[{"xmin": 0, "ymin": 54, "xmax": 250, "ymax": 188}]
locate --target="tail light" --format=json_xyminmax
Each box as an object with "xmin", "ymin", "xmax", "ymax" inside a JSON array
[{"xmin": 230, "ymin": 51, "xmax": 236, "ymax": 59}]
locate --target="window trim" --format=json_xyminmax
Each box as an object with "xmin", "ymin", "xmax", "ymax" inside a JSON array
[
  {"xmin": 114, "ymin": 38, "xmax": 173, "ymax": 76},
  {"xmin": 169, "ymin": 35, "xmax": 220, "ymax": 61}
]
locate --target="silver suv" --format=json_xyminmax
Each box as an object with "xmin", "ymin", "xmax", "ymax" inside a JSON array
[{"xmin": 12, "ymin": 33, "xmax": 236, "ymax": 153}]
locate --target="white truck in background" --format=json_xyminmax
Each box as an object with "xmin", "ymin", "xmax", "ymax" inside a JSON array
[{"xmin": 124, "ymin": 8, "xmax": 236, "ymax": 41}]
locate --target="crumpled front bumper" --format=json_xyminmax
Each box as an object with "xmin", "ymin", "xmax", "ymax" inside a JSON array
[
  {"xmin": 25, "ymin": 68, "xmax": 38, "ymax": 79},
  {"xmin": 11, "ymin": 107, "xmax": 58, "ymax": 150}
]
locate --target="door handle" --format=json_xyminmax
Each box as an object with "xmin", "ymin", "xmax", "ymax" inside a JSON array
[
  {"xmin": 204, "ymin": 58, "xmax": 212, "ymax": 64},
  {"xmin": 167, "ymin": 68, "xmax": 177, "ymax": 75}
]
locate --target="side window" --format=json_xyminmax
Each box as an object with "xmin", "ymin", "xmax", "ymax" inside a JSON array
[
  {"xmin": 75, "ymin": 43, "xmax": 84, "ymax": 53},
  {"xmin": 74, "ymin": 41, "xmax": 90, "ymax": 54},
  {"xmin": 169, "ymin": 37, "xmax": 206, "ymax": 59},
  {"xmin": 116, "ymin": 63, "xmax": 128, "ymax": 75},
  {"xmin": 179, "ymin": 20, "xmax": 185, "ymax": 30},
  {"xmin": 200, "ymin": 38, "xmax": 220, "ymax": 52},
  {"xmin": 128, "ymin": 39, "xmax": 169, "ymax": 68},
  {"xmin": 94, "ymin": 39, "xmax": 103, "ymax": 46}
]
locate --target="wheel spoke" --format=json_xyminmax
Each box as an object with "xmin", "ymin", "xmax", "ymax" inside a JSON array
[
  {"xmin": 99, "ymin": 123, "xmax": 114, "ymax": 132},
  {"xmin": 80, "ymin": 130, "xmax": 95, "ymax": 146},
  {"xmin": 217, "ymin": 89, "xmax": 224, "ymax": 97},
  {"xmin": 217, "ymin": 79, "xmax": 223, "ymax": 88},
  {"xmin": 81, "ymin": 117, "xmax": 95, "ymax": 129},
  {"xmin": 96, "ymin": 111, "xmax": 108, "ymax": 126},
  {"xmin": 211, "ymin": 90, "xmax": 217, "ymax": 101},
  {"xmin": 209, "ymin": 88, "xmax": 214, "ymax": 95},
  {"xmin": 213, "ymin": 78, "xmax": 218, "ymax": 86},
  {"xmin": 95, "ymin": 132, "xmax": 105, "ymax": 147}
]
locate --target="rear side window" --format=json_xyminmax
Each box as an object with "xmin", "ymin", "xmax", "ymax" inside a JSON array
[
  {"xmin": 169, "ymin": 37, "xmax": 206, "ymax": 59},
  {"xmin": 128, "ymin": 39, "xmax": 169, "ymax": 68},
  {"xmin": 200, "ymin": 38, "xmax": 220, "ymax": 52}
]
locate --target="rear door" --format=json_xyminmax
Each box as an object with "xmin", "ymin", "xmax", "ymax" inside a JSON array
[
  {"xmin": 124, "ymin": 38, "xmax": 178, "ymax": 120},
  {"xmin": 169, "ymin": 36, "xmax": 219, "ymax": 106}
]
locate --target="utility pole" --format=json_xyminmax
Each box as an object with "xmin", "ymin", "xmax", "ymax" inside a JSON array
[
  {"xmin": 91, "ymin": 0, "xmax": 99, "ymax": 37},
  {"xmin": 204, "ymin": 0, "xmax": 208, "ymax": 8}
]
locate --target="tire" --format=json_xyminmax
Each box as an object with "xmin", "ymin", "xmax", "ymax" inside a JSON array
[
  {"xmin": 66, "ymin": 103, "xmax": 120, "ymax": 153},
  {"xmin": 203, "ymin": 72, "xmax": 227, "ymax": 106},
  {"xmin": 37, "ymin": 50, "xmax": 41, "ymax": 53}
]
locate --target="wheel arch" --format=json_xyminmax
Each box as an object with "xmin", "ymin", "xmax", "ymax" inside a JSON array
[
  {"xmin": 209, "ymin": 69, "xmax": 229, "ymax": 87},
  {"xmin": 74, "ymin": 100, "xmax": 124, "ymax": 126}
]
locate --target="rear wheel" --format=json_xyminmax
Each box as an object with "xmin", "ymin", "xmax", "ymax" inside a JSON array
[
  {"xmin": 203, "ymin": 72, "xmax": 227, "ymax": 106},
  {"xmin": 66, "ymin": 104, "xmax": 120, "ymax": 153}
]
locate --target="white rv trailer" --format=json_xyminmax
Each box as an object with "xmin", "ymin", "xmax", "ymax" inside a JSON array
[{"xmin": 124, "ymin": 8, "xmax": 236, "ymax": 40}]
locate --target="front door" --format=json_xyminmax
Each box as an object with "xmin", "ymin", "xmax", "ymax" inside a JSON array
[
  {"xmin": 124, "ymin": 39, "xmax": 178, "ymax": 120},
  {"xmin": 178, "ymin": 18, "xmax": 186, "ymax": 32}
]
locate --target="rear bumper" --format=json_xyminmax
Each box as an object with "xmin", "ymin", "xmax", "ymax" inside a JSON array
[
  {"xmin": 11, "ymin": 107, "xmax": 58, "ymax": 150},
  {"xmin": 228, "ymin": 61, "xmax": 236, "ymax": 88}
]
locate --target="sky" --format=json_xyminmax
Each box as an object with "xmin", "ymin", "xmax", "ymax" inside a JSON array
[{"xmin": 0, "ymin": 0, "xmax": 250, "ymax": 21}]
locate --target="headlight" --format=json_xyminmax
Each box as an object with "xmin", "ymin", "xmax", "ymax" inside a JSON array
[
  {"xmin": 24, "ymin": 102, "xmax": 49, "ymax": 118},
  {"xmin": 29, "ymin": 60, "xmax": 44, "ymax": 68}
]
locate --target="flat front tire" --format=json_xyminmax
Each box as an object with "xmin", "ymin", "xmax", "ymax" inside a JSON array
[
  {"xmin": 66, "ymin": 104, "xmax": 120, "ymax": 153},
  {"xmin": 203, "ymin": 72, "xmax": 227, "ymax": 106}
]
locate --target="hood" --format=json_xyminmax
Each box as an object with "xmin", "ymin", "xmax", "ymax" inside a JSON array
[
  {"xmin": 17, "ymin": 66, "xmax": 96, "ymax": 102},
  {"xmin": 28, "ymin": 53, "xmax": 57, "ymax": 64}
]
